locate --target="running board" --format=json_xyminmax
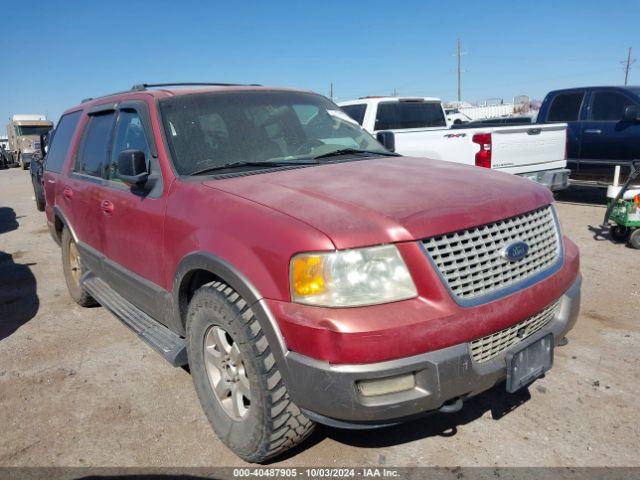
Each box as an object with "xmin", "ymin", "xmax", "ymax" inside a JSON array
[{"xmin": 83, "ymin": 275, "xmax": 188, "ymax": 367}]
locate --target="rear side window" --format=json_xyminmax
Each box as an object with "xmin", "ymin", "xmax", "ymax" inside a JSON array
[
  {"xmin": 75, "ymin": 112, "xmax": 116, "ymax": 177},
  {"xmin": 590, "ymin": 91, "xmax": 636, "ymax": 121},
  {"xmin": 547, "ymin": 92, "xmax": 584, "ymax": 122},
  {"xmin": 341, "ymin": 104, "xmax": 367, "ymax": 125},
  {"xmin": 375, "ymin": 101, "xmax": 446, "ymax": 130},
  {"xmin": 44, "ymin": 111, "xmax": 82, "ymax": 173}
]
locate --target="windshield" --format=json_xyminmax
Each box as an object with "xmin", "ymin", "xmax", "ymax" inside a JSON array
[
  {"xmin": 159, "ymin": 91, "xmax": 388, "ymax": 175},
  {"xmin": 16, "ymin": 125, "xmax": 51, "ymax": 137}
]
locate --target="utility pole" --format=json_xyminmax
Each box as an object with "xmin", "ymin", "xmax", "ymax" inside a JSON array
[
  {"xmin": 329, "ymin": 82, "xmax": 334, "ymax": 101},
  {"xmin": 457, "ymin": 39, "xmax": 462, "ymax": 102},
  {"xmin": 392, "ymin": 88, "xmax": 398, "ymax": 97},
  {"xmin": 622, "ymin": 47, "xmax": 635, "ymax": 85},
  {"xmin": 453, "ymin": 39, "xmax": 467, "ymax": 102}
]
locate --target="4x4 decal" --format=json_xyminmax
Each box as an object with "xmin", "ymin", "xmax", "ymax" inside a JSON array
[{"xmin": 444, "ymin": 132, "xmax": 467, "ymax": 138}]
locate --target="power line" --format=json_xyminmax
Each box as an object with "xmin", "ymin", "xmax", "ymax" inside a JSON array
[{"xmin": 621, "ymin": 47, "xmax": 635, "ymax": 85}]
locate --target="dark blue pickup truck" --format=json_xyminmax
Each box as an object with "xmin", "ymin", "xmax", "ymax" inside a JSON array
[{"xmin": 536, "ymin": 86, "xmax": 640, "ymax": 184}]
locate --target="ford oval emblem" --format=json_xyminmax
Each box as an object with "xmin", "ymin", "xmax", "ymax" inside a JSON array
[{"xmin": 501, "ymin": 241, "xmax": 529, "ymax": 262}]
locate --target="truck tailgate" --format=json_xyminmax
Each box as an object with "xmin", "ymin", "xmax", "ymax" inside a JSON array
[
  {"xmin": 392, "ymin": 129, "xmax": 477, "ymax": 166},
  {"xmin": 490, "ymin": 124, "xmax": 567, "ymax": 172}
]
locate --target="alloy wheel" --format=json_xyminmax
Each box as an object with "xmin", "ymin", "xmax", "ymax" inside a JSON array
[{"xmin": 203, "ymin": 325, "xmax": 251, "ymax": 420}]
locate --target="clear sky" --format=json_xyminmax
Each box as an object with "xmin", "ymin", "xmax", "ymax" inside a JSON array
[{"xmin": 1, "ymin": 0, "xmax": 638, "ymax": 124}]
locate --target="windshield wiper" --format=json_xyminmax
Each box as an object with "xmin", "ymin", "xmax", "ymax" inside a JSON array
[
  {"xmin": 312, "ymin": 148, "xmax": 399, "ymax": 160},
  {"xmin": 189, "ymin": 159, "xmax": 319, "ymax": 176}
]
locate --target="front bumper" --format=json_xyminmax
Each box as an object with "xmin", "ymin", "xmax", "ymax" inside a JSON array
[
  {"xmin": 519, "ymin": 168, "xmax": 570, "ymax": 191},
  {"xmin": 285, "ymin": 275, "xmax": 581, "ymax": 428}
]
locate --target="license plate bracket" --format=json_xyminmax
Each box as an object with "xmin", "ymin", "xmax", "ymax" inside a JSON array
[{"xmin": 506, "ymin": 334, "xmax": 554, "ymax": 393}]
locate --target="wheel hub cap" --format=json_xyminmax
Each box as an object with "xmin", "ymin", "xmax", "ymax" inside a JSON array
[
  {"xmin": 68, "ymin": 242, "xmax": 81, "ymax": 286},
  {"xmin": 203, "ymin": 325, "xmax": 251, "ymax": 420}
]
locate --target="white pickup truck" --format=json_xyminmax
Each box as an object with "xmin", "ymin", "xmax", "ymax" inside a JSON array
[{"xmin": 339, "ymin": 96, "xmax": 570, "ymax": 191}]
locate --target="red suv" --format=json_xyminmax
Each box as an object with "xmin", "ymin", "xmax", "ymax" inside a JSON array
[{"xmin": 43, "ymin": 83, "xmax": 581, "ymax": 462}]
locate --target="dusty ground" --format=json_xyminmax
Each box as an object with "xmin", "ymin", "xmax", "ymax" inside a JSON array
[{"xmin": 0, "ymin": 167, "xmax": 638, "ymax": 468}]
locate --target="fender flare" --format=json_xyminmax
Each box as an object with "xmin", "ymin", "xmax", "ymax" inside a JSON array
[
  {"xmin": 173, "ymin": 251, "xmax": 294, "ymax": 382},
  {"xmin": 52, "ymin": 206, "xmax": 79, "ymax": 244}
]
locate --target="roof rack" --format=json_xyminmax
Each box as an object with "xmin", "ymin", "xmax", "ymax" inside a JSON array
[
  {"xmin": 80, "ymin": 83, "xmax": 263, "ymax": 104},
  {"xmin": 130, "ymin": 82, "xmax": 262, "ymax": 91},
  {"xmin": 80, "ymin": 87, "xmax": 136, "ymax": 103}
]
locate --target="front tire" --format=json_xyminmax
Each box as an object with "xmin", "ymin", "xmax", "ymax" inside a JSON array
[
  {"xmin": 186, "ymin": 281, "xmax": 314, "ymax": 463},
  {"xmin": 61, "ymin": 228, "xmax": 96, "ymax": 306},
  {"xmin": 629, "ymin": 229, "xmax": 640, "ymax": 249}
]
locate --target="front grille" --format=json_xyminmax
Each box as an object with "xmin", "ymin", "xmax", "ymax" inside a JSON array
[
  {"xmin": 422, "ymin": 206, "xmax": 560, "ymax": 301},
  {"xmin": 469, "ymin": 299, "xmax": 560, "ymax": 363}
]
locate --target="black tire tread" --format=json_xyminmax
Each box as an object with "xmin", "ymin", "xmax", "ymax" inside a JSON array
[{"xmin": 190, "ymin": 281, "xmax": 314, "ymax": 463}]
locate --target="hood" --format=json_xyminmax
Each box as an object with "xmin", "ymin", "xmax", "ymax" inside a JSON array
[{"xmin": 203, "ymin": 157, "xmax": 553, "ymax": 249}]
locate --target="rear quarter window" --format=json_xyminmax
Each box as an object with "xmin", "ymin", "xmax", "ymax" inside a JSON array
[{"xmin": 44, "ymin": 111, "xmax": 82, "ymax": 173}]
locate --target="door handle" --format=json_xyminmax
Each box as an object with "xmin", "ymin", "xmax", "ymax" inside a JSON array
[
  {"xmin": 63, "ymin": 187, "xmax": 74, "ymax": 199},
  {"xmin": 584, "ymin": 129, "xmax": 602, "ymax": 134},
  {"xmin": 101, "ymin": 200, "xmax": 114, "ymax": 215},
  {"xmin": 47, "ymin": 179, "xmax": 55, "ymax": 184}
]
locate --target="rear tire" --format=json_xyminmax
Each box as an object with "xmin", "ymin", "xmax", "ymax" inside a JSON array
[
  {"xmin": 35, "ymin": 192, "xmax": 45, "ymax": 211},
  {"xmin": 33, "ymin": 179, "xmax": 45, "ymax": 211},
  {"xmin": 61, "ymin": 228, "xmax": 96, "ymax": 307},
  {"xmin": 186, "ymin": 281, "xmax": 314, "ymax": 463},
  {"xmin": 629, "ymin": 229, "xmax": 640, "ymax": 249}
]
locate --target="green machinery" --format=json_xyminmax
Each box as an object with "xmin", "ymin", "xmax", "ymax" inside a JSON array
[{"xmin": 603, "ymin": 162, "xmax": 640, "ymax": 249}]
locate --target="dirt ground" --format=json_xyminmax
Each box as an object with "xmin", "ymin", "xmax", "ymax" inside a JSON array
[{"xmin": 0, "ymin": 167, "xmax": 638, "ymax": 468}]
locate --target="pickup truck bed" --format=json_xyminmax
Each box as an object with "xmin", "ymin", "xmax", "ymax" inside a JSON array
[{"xmin": 340, "ymin": 97, "xmax": 569, "ymax": 191}]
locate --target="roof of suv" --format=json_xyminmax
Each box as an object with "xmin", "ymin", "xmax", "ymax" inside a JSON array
[{"xmin": 72, "ymin": 84, "xmax": 314, "ymax": 113}]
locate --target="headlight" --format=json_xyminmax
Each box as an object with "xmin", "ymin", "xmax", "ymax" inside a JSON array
[{"xmin": 290, "ymin": 245, "xmax": 417, "ymax": 307}]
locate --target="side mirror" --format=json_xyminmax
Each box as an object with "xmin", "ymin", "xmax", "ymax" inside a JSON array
[
  {"xmin": 117, "ymin": 150, "xmax": 149, "ymax": 186},
  {"xmin": 39, "ymin": 133, "xmax": 48, "ymax": 159},
  {"xmin": 376, "ymin": 131, "xmax": 396, "ymax": 152},
  {"xmin": 623, "ymin": 105, "xmax": 640, "ymax": 122}
]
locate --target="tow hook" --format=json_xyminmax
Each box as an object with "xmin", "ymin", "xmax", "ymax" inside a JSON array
[
  {"xmin": 438, "ymin": 397, "xmax": 464, "ymax": 413},
  {"xmin": 558, "ymin": 337, "xmax": 569, "ymax": 346}
]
